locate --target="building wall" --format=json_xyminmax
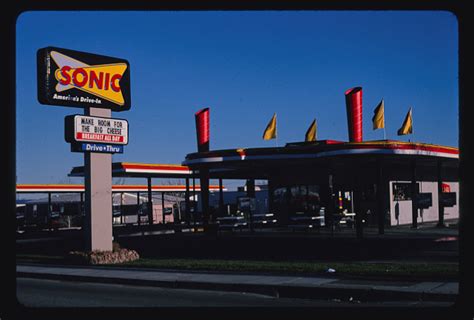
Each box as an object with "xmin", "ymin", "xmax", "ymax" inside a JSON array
[
  {"xmin": 389, "ymin": 180, "xmax": 459, "ymax": 226},
  {"xmin": 152, "ymin": 203, "xmax": 174, "ymax": 224}
]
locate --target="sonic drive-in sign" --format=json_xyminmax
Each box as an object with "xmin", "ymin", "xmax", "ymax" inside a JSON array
[{"xmin": 37, "ymin": 47, "xmax": 131, "ymax": 111}]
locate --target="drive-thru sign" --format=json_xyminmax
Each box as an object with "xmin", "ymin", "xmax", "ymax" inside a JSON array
[
  {"xmin": 74, "ymin": 143, "xmax": 124, "ymax": 154},
  {"xmin": 37, "ymin": 46, "xmax": 131, "ymax": 252}
]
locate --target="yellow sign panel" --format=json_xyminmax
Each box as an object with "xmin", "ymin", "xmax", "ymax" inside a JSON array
[{"xmin": 51, "ymin": 51, "xmax": 127, "ymax": 106}]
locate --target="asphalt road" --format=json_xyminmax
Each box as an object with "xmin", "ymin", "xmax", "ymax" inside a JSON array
[{"xmin": 16, "ymin": 277, "xmax": 452, "ymax": 308}]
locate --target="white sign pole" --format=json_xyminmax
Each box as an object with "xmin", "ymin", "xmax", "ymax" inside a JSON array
[{"xmin": 83, "ymin": 107, "xmax": 113, "ymax": 252}]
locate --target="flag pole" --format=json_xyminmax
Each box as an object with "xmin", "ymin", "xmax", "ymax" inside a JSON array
[
  {"xmin": 276, "ymin": 115, "xmax": 278, "ymax": 147},
  {"xmin": 407, "ymin": 108, "xmax": 413, "ymax": 143},
  {"xmin": 275, "ymin": 119, "xmax": 278, "ymax": 147},
  {"xmin": 383, "ymin": 99, "xmax": 386, "ymax": 140}
]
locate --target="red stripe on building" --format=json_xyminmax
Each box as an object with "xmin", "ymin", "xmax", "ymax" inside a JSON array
[
  {"xmin": 121, "ymin": 163, "xmax": 191, "ymax": 171},
  {"xmin": 17, "ymin": 185, "xmax": 83, "ymax": 190},
  {"xmin": 17, "ymin": 184, "xmax": 222, "ymax": 191},
  {"xmin": 341, "ymin": 143, "xmax": 459, "ymax": 155}
]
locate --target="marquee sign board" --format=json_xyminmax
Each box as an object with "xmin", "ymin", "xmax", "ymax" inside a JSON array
[
  {"xmin": 414, "ymin": 192, "xmax": 432, "ymax": 209},
  {"xmin": 65, "ymin": 115, "xmax": 129, "ymax": 145},
  {"xmin": 441, "ymin": 192, "xmax": 457, "ymax": 207},
  {"xmin": 37, "ymin": 47, "xmax": 131, "ymax": 111}
]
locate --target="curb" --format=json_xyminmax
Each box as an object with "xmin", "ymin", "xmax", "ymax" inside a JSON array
[{"xmin": 16, "ymin": 271, "xmax": 457, "ymax": 303}]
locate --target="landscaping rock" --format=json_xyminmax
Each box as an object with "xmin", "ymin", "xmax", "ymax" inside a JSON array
[{"xmin": 68, "ymin": 248, "xmax": 140, "ymax": 265}]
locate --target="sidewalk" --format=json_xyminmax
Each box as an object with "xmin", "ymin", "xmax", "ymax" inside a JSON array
[{"xmin": 16, "ymin": 263, "xmax": 458, "ymax": 302}]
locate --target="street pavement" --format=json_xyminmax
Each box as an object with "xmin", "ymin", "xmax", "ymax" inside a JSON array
[
  {"xmin": 16, "ymin": 277, "xmax": 453, "ymax": 307},
  {"xmin": 16, "ymin": 264, "xmax": 458, "ymax": 303}
]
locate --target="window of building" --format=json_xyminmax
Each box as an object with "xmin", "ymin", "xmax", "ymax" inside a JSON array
[{"xmin": 393, "ymin": 182, "xmax": 419, "ymax": 201}]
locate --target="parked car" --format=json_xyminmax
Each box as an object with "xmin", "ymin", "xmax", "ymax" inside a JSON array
[
  {"xmin": 217, "ymin": 216, "xmax": 247, "ymax": 231},
  {"xmin": 252, "ymin": 213, "xmax": 278, "ymax": 228}
]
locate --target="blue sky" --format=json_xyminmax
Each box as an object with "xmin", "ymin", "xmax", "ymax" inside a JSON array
[{"xmin": 16, "ymin": 11, "xmax": 458, "ymax": 189}]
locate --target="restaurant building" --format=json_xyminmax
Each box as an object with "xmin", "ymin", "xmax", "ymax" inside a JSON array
[{"xmin": 183, "ymin": 87, "xmax": 459, "ymax": 234}]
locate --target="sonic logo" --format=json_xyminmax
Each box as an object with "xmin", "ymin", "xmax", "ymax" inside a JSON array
[{"xmin": 51, "ymin": 51, "xmax": 127, "ymax": 106}]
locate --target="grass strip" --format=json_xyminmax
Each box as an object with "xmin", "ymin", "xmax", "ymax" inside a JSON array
[
  {"xmin": 117, "ymin": 258, "xmax": 458, "ymax": 279},
  {"xmin": 16, "ymin": 254, "xmax": 458, "ymax": 279}
]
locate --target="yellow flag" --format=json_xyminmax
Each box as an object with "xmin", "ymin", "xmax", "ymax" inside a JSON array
[
  {"xmin": 397, "ymin": 107, "xmax": 413, "ymax": 136},
  {"xmin": 305, "ymin": 119, "xmax": 317, "ymax": 142},
  {"xmin": 372, "ymin": 99, "xmax": 385, "ymax": 130},
  {"xmin": 263, "ymin": 113, "xmax": 277, "ymax": 140}
]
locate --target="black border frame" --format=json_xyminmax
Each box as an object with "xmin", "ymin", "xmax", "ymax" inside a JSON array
[{"xmin": 4, "ymin": 2, "xmax": 472, "ymax": 320}]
